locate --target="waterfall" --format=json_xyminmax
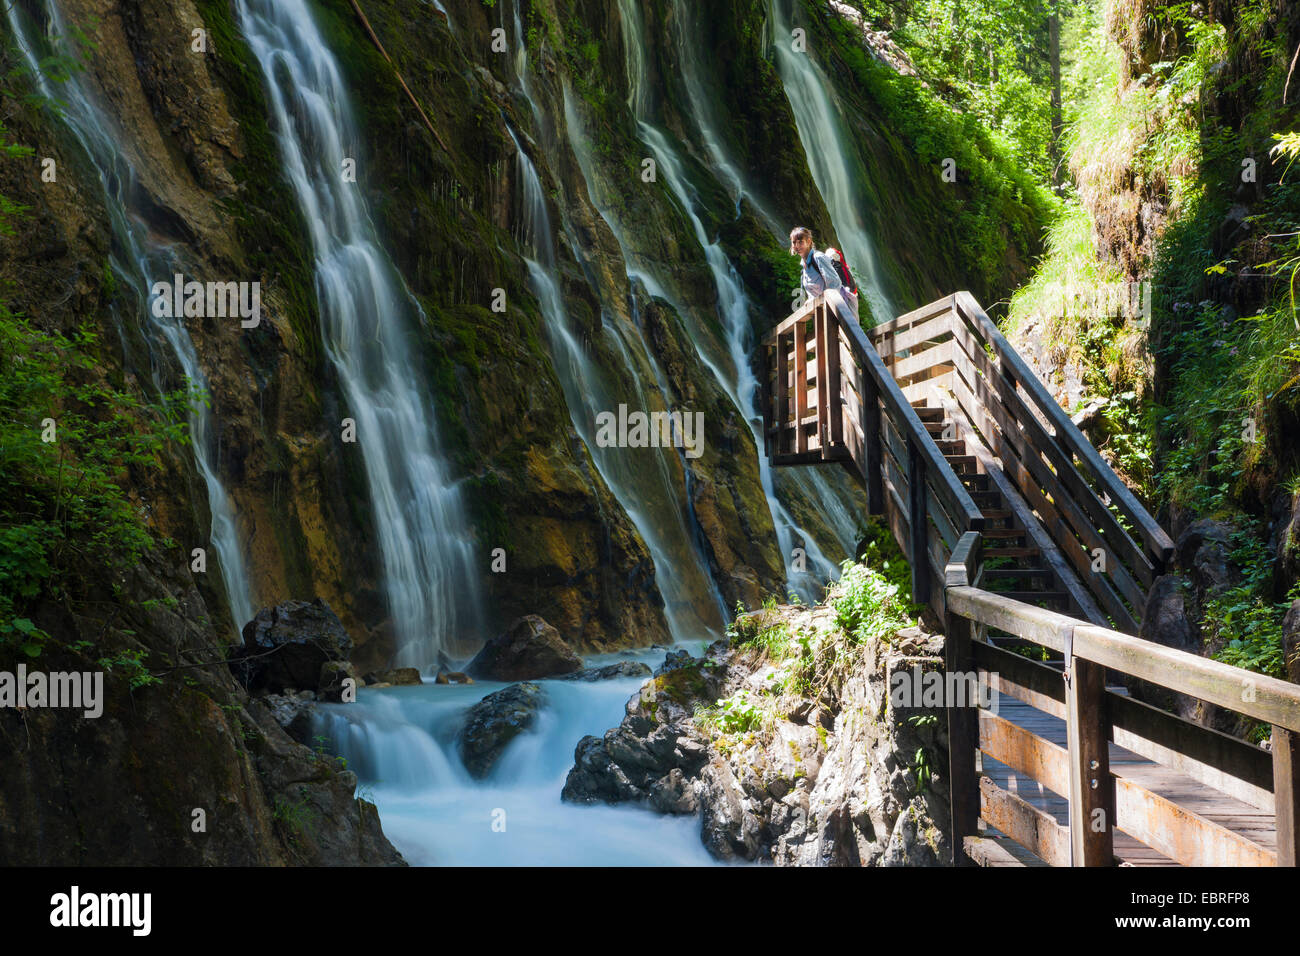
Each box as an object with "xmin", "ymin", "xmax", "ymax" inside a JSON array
[
  {"xmin": 508, "ymin": 141, "xmax": 726, "ymax": 643},
  {"xmin": 765, "ymin": 0, "xmax": 896, "ymax": 323},
  {"xmin": 5, "ymin": 0, "xmax": 255, "ymax": 634},
  {"xmin": 236, "ymin": 0, "xmax": 482, "ymax": 665},
  {"xmin": 502, "ymin": 4, "xmax": 727, "ymax": 642}
]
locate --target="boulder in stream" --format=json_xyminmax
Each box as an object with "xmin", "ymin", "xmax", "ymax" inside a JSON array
[
  {"xmin": 458, "ymin": 682, "xmax": 547, "ymax": 778},
  {"xmin": 556, "ymin": 661, "xmax": 652, "ymax": 681},
  {"xmin": 466, "ymin": 615, "xmax": 583, "ymax": 681}
]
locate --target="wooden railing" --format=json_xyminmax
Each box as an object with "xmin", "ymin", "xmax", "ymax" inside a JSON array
[
  {"xmin": 763, "ymin": 290, "xmax": 982, "ymax": 614},
  {"xmin": 945, "ymin": 531, "xmax": 1300, "ymax": 867},
  {"xmin": 763, "ymin": 289, "xmax": 1300, "ymax": 866},
  {"xmin": 868, "ymin": 292, "xmax": 1174, "ymax": 633}
]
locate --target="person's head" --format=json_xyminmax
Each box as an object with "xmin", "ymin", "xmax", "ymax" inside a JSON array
[{"xmin": 789, "ymin": 226, "xmax": 813, "ymax": 257}]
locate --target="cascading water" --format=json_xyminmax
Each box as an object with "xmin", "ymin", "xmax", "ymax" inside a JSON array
[
  {"xmin": 313, "ymin": 649, "xmax": 716, "ymax": 865},
  {"xmin": 765, "ymin": 0, "xmax": 896, "ymax": 323},
  {"xmin": 236, "ymin": 0, "xmax": 482, "ymax": 667},
  {"xmin": 6, "ymin": 0, "xmax": 255, "ymax": 634},
  {"xmin": 504, "ymin": 8, "xmax": 727, "ymax": 642}
]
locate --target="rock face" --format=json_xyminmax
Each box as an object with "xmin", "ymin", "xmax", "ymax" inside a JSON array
[
  {"xmin": 563, "ymin": 600, "xmax": 951, "ymax": 866},
  {"xmin": 458, "ymin": 683, "xmax": 548, "ymax": 778},
  {"xmin": 466, "ymin": 616, "xmax": 583, "ymax": 681},
  {"xmin": 231, "ymin": 599, "xmax": 353, "ymax": 695},
  {"xmin": 1283, "ymin": 600, "xmax": 1300, "ymax": 686},
  {"xmin": 1177, "ymin": 520, "xmax": 1236, "ymax": 594}
]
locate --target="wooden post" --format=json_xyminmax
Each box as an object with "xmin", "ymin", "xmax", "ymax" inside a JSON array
[
  {"xmin": 762, "ymin": 341, "xmax": 773, "ymax": 458},
  {"xmin": 794, "ymin": 317, "xmax": 809, "ymax": 455},
  {"xmin": 827, "ymin": 316, "xmax": 843, "ymax": 451},
  {"xmin": 908, "ymin": 439, "xmax": 930, "ymax": 607},
  {"xmin": 816, "ymin": 303, "xmax": 831, "ymax": 456},
  {"xmin": 862, "ymin": 367, "xmax": 884, "ymax": 515},
  {"xmin": 1064, "ymin": 647, "xmax": 1114, "ymax": 865},
  {"xmin": 1273, "ymin": 726, "xmax": 1300, "ymax": 866},
  {"xmin": 944, "ymin": 534, "xmax": 982, "ymax": 866},
  {"xmin": 775, "ymin": 331, "xmax": 791, "ymax": 455}
]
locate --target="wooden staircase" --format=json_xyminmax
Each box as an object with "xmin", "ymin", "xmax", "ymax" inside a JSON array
[{"xmin": 760, "ymin": 289, "xmax": 1300, "ymax": 869}]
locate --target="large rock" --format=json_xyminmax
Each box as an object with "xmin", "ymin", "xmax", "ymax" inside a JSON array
[
  {"xmin": 1176, "ymin": 520, "xmax": 1235, "ymax": 594},
  {"xmin": 556, "ymin": 661, "xmax": 653, "ymax": 682},
  {"xmin": 458, "ymin": 683, "xmax": 547, "ymax": 778},
  {"xmin": 466, "ymin": 616, "xmax": 582, "ymax": 681},
  {"xmin": 1283, "ymin": 599, "xmax": 1300, "ymax": 686},
  {"xmin": 231, "ymin": 599, "xmax": 353, "ymax": 695},
  {"xmin": 562, "ymin": 597, "xmax": 950, "ymax": 866},
  {"xmin": 1129, "ymin": 575, "xmax": 1201, "ymax": 716}
]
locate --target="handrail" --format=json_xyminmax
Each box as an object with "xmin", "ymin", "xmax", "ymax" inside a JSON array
[
  {"xmin": 944, "ymin": 529, "xmax": 1300, "ymax": 867},
  {"xmin": 952, "ymin": 292, "xmax": 1174, "ymax": 566},
  {"xmin": 763, "ymin": 290, "xmax": 982, "ymax": 611}
]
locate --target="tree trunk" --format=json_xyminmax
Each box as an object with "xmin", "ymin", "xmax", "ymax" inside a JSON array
[{"xmin": 1049, "ymin": 0, "xmax": 1063, "ymax": 187}]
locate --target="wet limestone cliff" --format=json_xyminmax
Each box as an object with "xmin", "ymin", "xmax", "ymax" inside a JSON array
[{"xmin": 0, "ymin": 0, "xmax": 1044, "ymax": 863}]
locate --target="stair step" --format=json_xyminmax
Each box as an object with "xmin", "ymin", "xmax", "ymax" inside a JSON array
[
  {"xmin": 962, "ymin": 474, "xmax": 992, "ymax": 491},
  {"xmin": 980, "ymin": 528, "xmax": 1028, "ymax": 540},
  {"xmin": 936, "ymin": 440, "xmax": 966, "ymax": 455},
  {"xmin": 999, "ymin": 591, "xmax": 1070, "ymax": 604},
  {"xmin": 978, "ymin": 509, "xmax": 1014, "ymax": 523},
  {"xmin": 946, "ymin": 455, "xmax": 978, "ymax": 471},
  {"xmin": 984, "ymin": 567, "xmax": 1052, "ymax": 580},
  {"xmin": 913, "ymin": 407, "xmax": 944, "ymax": 423},
  {"xmin": 983, "ymin": 546, "xmax": 1041, "ymax": 559}
]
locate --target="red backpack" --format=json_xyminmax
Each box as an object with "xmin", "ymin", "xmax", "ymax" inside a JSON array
[{"xmin": 824, "ymin": 247, "xmax": 858, "ymax": 296}]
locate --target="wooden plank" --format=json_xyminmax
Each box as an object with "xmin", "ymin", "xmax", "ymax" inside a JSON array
[
  {"xmin": 890, "ymin": 338, "xmax": 953, "ymax": 382},
  {"xmin": 938, "ymin": 394, "xmax": 1109, "ymax": 628},
  {"xmin": 947, "ymin": 586, "xmax": 1300, "ymax": 732},
  {"xmin": 765, "ymin": 296, "xmax": 819, "ymax": 341},
  {"xmin": 815, "ymin": 304, "xmax": 830, "ymax": 454},
  {"xmin": 979, "ymin": 710, "xmax": 1070, "ymax": 796},
  {"xmin": 976, "ymin": 651, "xmax": 1275, "ymax": 810},
  {"xmin": 827, "ymin": 291, "xmax": 981, "ymax": 533},
  {"xmin": 1274, "ymin": 727, "xmax": 1300, "ymax": 866},
  {"xmin": 1113, "ymin": 775, "xmax": 1275, "ymax": 866},
  {"xmin": 927, "ymin": 483, "xmax": 960, "ymax": 549},
  {"xmin": 953, "ymin": 292, "xmax": 1174, "ymax": 563},
  {"xmin": 879, "ymin": 313, "xmax": 954, "ymax": 360},
  {"xmin": 948, "ymin": 314, "xmax": 1156, "ymax": 592},
  {"xmin": 909, "ymin": 438, "xmax": 930, "ymax": 607},
  {"xmin": 979, "ymin": 776, "xmax": 1070, "ymax": 866},
  {"xmin": 794, "ymin": 318, "xmax": 809, "ymax": 455},
  {"xmin": 868, "ymin": 294, "xmax": 956, "ymax": 342},
  {"xmin": 1110, "ymin": 692, "xmax": 1274, "ymax": 811},
  {"xmin": 827, "ymin": 316, "xmax": 843, "ymax": 449},
  {"xmin": 861, "ymin": 360, "xmax": 884, "ymax": 515},
  {"xmin": 962, "ymin": 835, "xmax": 1027, "ymax": 867},
  {"xmin": 775, "ymin": 332, "xmax": 791, "ymax": 455},
  {"xmin": 1066, "ymin": 654, "xmax": 1115, "ymax": 865}
]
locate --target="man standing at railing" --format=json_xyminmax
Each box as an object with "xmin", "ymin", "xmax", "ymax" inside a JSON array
[{"xmin": 789, "ymin": 226, "xmax": 859, "ymax": 317}]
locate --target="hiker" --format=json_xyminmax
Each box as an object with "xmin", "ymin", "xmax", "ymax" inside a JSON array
[{"xmin": 789, "ymin": 226, "xmax": 859, "ymax": 317}]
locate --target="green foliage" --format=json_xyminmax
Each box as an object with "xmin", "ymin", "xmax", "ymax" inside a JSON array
[
  {"xmin": 695, "ymin": 690, "xmax": 765, "ymax": 735},
  {"xmin": 1203, "ymin": 532, "xmax": 1295, "ymax": 681},
  {"xmin": 833, "ymin": 560, "xmax": 914, "ymax": 645},
  {"xmin": 0, "ymin": 114, "xmax": 192, "ymax": 658},
  {"xmin": 96, "ymin": 648, "xmax": 162, "ymax": 689},
  {"xmin": 0, "ymin": 312, "xmax": 195, "ymax": 657},
  {"xmin": 845, "ymin": 0, "xmax": 1060, "ymax": 180},
  {"xmin": 817, "ymin": 7, "xmax": 1057, "ymax": 295}
]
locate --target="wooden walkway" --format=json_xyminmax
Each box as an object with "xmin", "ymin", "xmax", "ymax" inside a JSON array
[
  {"xmin": 763, "ymin": 290, "xmax": 1300, "ymax": 866},
  {"xmin": 979, "ymin": 696, "xmax": 1277, "ymax": 866}
]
